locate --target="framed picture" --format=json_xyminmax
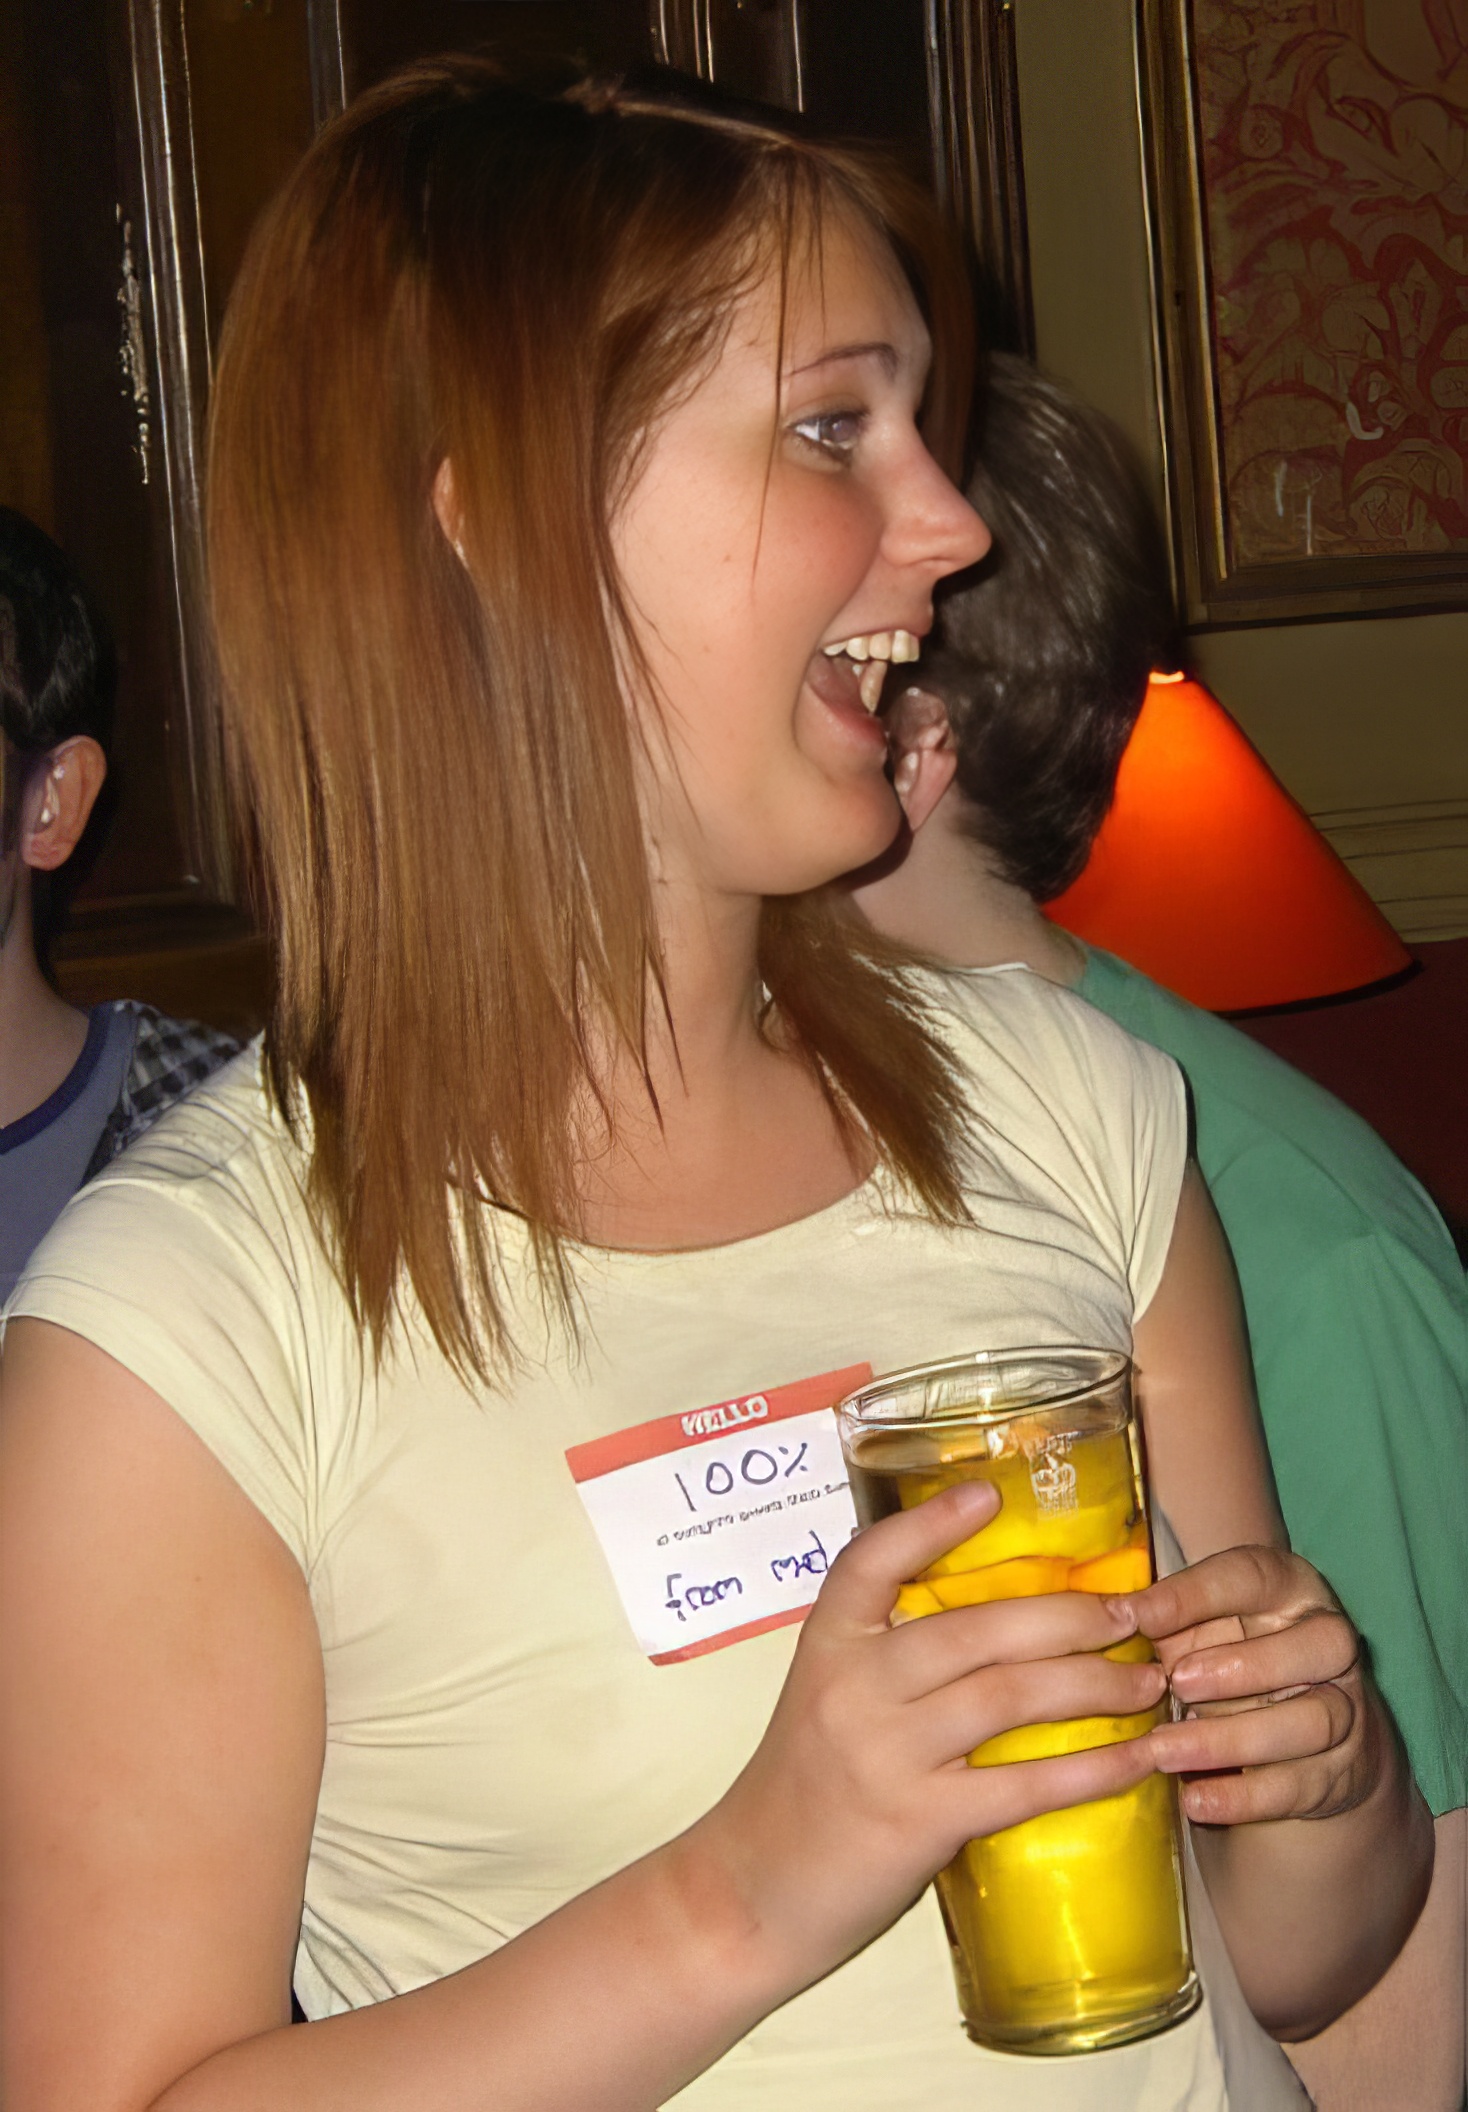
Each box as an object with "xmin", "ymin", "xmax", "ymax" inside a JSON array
[{"xmin": 1140, "ymin": 0, "xmax": 1468, "ymax": 626}]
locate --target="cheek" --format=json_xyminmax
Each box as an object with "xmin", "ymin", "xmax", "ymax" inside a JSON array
[{"xmin": 761, "ymin": 486, "xmax": 882, "ymax": 627}]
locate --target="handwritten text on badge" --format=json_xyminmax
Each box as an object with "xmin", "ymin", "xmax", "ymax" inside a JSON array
[{"xmin": 566, "ymin": 1364, "xmax": 870, "ymax": 1664}]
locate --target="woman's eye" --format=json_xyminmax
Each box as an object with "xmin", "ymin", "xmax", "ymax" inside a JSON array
[{"xmin": 790, "ymin": 409, "xmax": 867, "ymax": 461}]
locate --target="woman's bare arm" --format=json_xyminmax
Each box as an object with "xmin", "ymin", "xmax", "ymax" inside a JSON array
[
  {"xmin": 1285, "ymin": 1807, "xmax": 1465, "ymax": 2112},
  {"xmin": 0, "ymin": 1323, "xmax": 324, "ymax": 2109},
  {"xmin": 0, "ymin": 1318, "xmax": 1166, "ymax": 2112},
  {"xmin": 1131, "ymin": 1171, "xmax": 1434, "ymax": 2042},
  {"xmin": 1132, "ymin": 1162, "xmax": 1285, "ymax": 1558}
]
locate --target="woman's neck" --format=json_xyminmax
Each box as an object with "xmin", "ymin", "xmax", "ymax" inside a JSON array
[
  {"xmin": 850, "ymin": 796, "xmax": 1086, "ymax": 988},
  {"xmin": 571, "ymin": 876, "xmax": 870, "ymax": 1253}
]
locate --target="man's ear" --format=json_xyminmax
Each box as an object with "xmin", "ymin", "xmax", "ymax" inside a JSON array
[
  {"xmin": 886, "ymin": 686, "xmax": 957, "ymax": 833},
  {"xmin": 20, "ymin": 737, "xmax": 108, "ymax": 872}
]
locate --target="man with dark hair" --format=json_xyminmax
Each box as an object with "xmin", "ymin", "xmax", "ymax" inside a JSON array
[
  {"xmin": 0, "ymin": 508, "xmax": 238, "ymax": 1296},
  {"xmin": 855, "ymin": 355, "xmax": 1466, "ymax": 2108}
]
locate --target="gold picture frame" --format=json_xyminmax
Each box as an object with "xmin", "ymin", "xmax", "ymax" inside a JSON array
[{"xmin": 1140, "ymin": 0, "xmax": 1468, "ymax": 627}]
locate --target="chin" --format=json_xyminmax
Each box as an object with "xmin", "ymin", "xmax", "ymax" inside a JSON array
[
  {"xmin": 780, "ymin": 784, "xmax": 904, "ymax": 895},
  {"xmin": 845, "ymin": 779, "xmax": 906, "ymax": 867}
]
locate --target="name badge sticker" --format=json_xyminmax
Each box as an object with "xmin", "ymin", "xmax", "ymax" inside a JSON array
[{"xmin": 566, "ymin": 1364, "xmax": 870, "ymax": 1664}]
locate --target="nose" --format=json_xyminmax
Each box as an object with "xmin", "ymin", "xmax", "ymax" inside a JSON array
[{"xmin": 885, "ymin": 441, "xmax": 993, "ymax": 583}]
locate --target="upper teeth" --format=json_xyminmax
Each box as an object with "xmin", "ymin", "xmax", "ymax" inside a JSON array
[{"xmin": 823, "ymin": 629, "xmax": 921, "ymax": 664}]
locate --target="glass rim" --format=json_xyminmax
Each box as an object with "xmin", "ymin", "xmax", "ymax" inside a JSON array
[{"xmin": 835, "ymin": 1345, "xmax": 1131, "ymax": 1430}]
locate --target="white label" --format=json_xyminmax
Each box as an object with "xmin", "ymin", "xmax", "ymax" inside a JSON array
[{"xmin": 566, "ymin": 1364, "xmax": 869, "ymax": 1664}]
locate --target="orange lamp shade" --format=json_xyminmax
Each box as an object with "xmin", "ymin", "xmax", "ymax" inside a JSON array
[{"xmin": 1046, "ymin": 674, "xmax": 1410, "ymax": 1012}]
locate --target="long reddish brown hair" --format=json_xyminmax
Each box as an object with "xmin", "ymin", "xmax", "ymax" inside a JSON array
[{"xmin": 208, "ymin": 56, "xmax": 976, "ymax": 1376}]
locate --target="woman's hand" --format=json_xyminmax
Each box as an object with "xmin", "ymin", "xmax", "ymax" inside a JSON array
[
  {"xmin": 1124, "ymin": 1546, "xmax": 1382, "ymax": 1827},
  {"xmin": 1120, "ymin": 1545, "xmax": 1432, "ymax": 2043},
  {"xmin": 695, "ymin": 1481, "xmax": 1165, "ymax": 1997}
]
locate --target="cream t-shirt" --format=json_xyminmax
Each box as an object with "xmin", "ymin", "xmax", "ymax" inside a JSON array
[{"xmin": 7, "ymin": 965, "xmax": 1306, "ymax": 2111}]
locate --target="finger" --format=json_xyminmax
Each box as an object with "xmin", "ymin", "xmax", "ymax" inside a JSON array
[
  {"xmin": 1167, "ymin": 1690, "xmax": 1311, "ymax": 1719},
  {"xmin": 1174, "ymin": 1749, "xmax": 1364, "ymax": 1826},
  {"xmin": 1149, "ymin": 1683, "xmax": 1357, "ymax": 1778},
  {"xmin": 886, "ymin": 1589, "xmax": 1144, "ymax": 1699},
  {"xmin": 935, "ymin": 1732, "xmax": 1160, "ymax": 1844},
  {"xmin": 1118, "ymin": 1545, "xmax": 1334, "ymax": 1643},
  {"xmin": 1148, "ymin": 1614, "xmax": 1246, "ymax": 1678},
  {"xmin": 818, "ymin": 1482, "xmax": 1001, "ymax": 1631},
  {"xmin": 921, "ymin": 1652, "xmax": 1167, "ymax": 1764},
  {"xmin": 1169, "ymin": 1611, "xmax": 1359, "ymax": 1706}
]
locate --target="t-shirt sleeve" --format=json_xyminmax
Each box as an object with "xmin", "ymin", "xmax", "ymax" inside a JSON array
[
  {"xmin": 1110, "ymin": 1029, "xmax": 1190, "ymax": 1324},
  {"xmin": 1044, "ymin": 988, "xmax": 1190, "ymax": 1324},
  {"xmin": 932, "ymin": 968, "xmax": 1190, "ymax": 1328},
  {"xmin": 2, "ymin": 1145, "xmax": 327, "ymax": 1574}
]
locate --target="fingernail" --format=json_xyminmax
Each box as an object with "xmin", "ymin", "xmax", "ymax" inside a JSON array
[
  {"xmin": 1101, "ymin": 1596, "xmax": 1137, "ymax": 1631},
  {"xmin": 950, "ymin": 1479, "xmax": 997, "ymax": 1519}
]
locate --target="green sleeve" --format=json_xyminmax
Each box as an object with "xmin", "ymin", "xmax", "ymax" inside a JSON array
[{"xmin": 1244, "ymin": 1227, "xmax": 1468, "ymax": 1816}]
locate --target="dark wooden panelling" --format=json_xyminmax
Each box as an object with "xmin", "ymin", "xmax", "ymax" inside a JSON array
[
  {"xmin": 927, "ymin": 0, "xmax": 1032, "ymax": 352},
  {"xmin": 802, "ymin": 0, "xmax": 931, "ymax": 153},
  {"xmin": 55, "ymin": 913, "xmax": 272, "ymax": 1040},
  {"xmin": 0, "ymin": 3, "xmax": 54, "ymax": 533},
  {"xmin": 335, "ymin": 0, "xmax": 653, "ymax": 99},
  {"xmin": 184, "ymin": 0, "xmax": 318, "ymax": 354},
  {"xmin": 9, "ymin": 0, "xmax": 193, "ymax": 912},
  {"xmin": 655, "ymin": 0, "xmax": 805, "ymax": 109}
]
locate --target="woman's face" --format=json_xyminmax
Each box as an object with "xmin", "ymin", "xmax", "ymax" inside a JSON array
[{"xmin": 612, "ymin": 213, "xmax": 990, "ymax": 903}]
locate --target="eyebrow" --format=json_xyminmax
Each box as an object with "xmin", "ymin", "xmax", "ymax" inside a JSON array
[{"xmin": 785, "ymin": 340, "xmax": 901, "ymax": 380}]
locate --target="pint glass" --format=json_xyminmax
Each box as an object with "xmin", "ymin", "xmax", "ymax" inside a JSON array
[{"xmin": 837, "ymin": 1349, "xmax": 1199, "ymax": 2055}]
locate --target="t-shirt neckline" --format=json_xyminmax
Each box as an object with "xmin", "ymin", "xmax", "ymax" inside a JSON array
[
  {"xmin": 562, "ymin": 1160, "xmax": 887, "ymax": 1266},
  {"xmin": 0, "ymin": 1005, "xmax": 112, "ymax": 1155}
]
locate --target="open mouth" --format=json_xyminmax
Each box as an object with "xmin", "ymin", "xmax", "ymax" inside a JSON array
[{"xmin": 820, "ymin": 628, "xmax": 922, "ymax": 716}]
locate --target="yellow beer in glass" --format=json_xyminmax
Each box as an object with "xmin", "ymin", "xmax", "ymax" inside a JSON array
[{"xmin": 837, "ymin": 1349, "xmax": 1199, "ymax": 2055}]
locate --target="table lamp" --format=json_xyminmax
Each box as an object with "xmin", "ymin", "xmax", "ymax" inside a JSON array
[{"xmin": 1045, "ymin": 672, "xmax": 1411, "ymax": 1012}]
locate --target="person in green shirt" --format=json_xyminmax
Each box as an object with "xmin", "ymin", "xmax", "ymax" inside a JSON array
[{"xmin": 854, "ymin": 352, "xmax": 1467, "ymax": 2108}]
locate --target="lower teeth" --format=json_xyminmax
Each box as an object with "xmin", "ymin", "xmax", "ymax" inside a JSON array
[{"xmin": 858, "ymin": 661, "xmax": 888, "ymax": 713}]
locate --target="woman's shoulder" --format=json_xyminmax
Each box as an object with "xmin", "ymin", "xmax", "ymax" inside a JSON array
[
  {"xmin": 914, "ymin": 960, "xmax": 1184, "ymax": 1119},
  {"xmin": 912, "ymin": 964, "xmax": 1189, "ymax": 1318},
  {"xmin": 82, "ymin": 1036, "xmax": 304, "ymax": 1210},
  {"xmin": 5, "ymin": 1041, "xmax": 351, "ymax": 1574},
  {"xmin": 12, "ymin": 1037, "xmax": 323, "ymax": 1317}
]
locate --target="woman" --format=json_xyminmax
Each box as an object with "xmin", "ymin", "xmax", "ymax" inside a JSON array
[{"xmin": 0, "ymin": 58, "xmax": 1429, "ymax": 2111}]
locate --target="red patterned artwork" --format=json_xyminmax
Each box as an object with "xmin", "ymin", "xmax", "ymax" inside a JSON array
[{"xmin": 1194, "ymin": 0, "xmax": 1468, "ymax": 566}]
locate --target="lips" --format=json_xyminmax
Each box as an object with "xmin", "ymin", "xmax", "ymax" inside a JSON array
[
  {"xmin": 802, "ymin": 648, "xmax": 890, "ymax": 751},
  {"xmin": 802, "ymin": 623, "xmax": 927, "ymax": 754}
]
